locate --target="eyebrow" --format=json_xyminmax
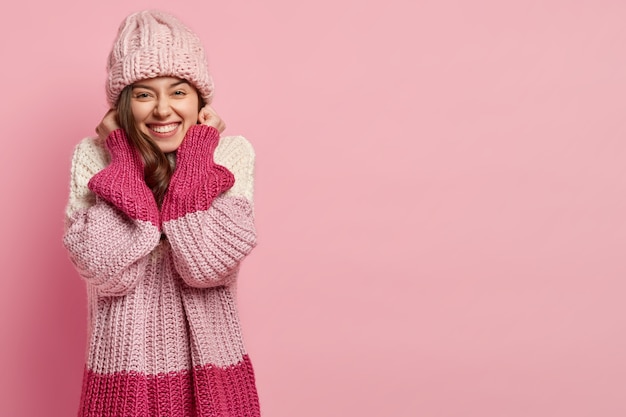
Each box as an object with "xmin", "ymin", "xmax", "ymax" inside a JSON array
[{"xmin": 132, "ymin": 80, "xmax": 190, "ymax": 90}]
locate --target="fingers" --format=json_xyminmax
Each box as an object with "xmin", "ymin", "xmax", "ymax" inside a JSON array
[
  {"xmin": 96, "ymin": 109, "xmax": 120, "ymax": 140},
  {"xmin": 213, "ymin": 118, "xmax": 226, "ymax": 134},
  {"xmin": 198, "ymin": 110, "xmax": 206, "ymax": 124},
  {"xmin": 198, "ymin": 105, "xmax": 226, "ymax": 133}
]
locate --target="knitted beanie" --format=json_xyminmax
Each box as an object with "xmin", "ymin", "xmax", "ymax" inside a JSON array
[{"xmin": 106, "ymin": 10, "xmax": 214, "ymax": 107}]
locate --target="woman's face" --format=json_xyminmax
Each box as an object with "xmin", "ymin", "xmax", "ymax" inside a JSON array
[{"xmin": 130, "ymin": 76, "xmax": 200, "ymax": 153}]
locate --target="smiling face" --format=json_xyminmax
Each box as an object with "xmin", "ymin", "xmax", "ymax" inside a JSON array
[{"xmin": 130, "ymin": 76, "xmax": 200, "ymax": 153}]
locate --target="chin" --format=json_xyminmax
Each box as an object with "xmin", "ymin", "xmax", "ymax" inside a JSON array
[
  {"xmin": 158, "ymin": 144, "xmax": 181, "ymax": 153},
  {"xmin": 154, "ymin": 137, "xmax": 184, "ymax": 153}
]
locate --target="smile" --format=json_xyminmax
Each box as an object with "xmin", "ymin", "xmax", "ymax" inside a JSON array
[{"xmin": 148, "ymin": 123, "xmax": 180, "ymax": 134}]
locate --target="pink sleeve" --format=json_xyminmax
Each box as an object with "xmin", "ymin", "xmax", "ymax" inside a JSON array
[
  {"xmin": 63, "ymin": 136, "xmax": 160, "ymax": 296},
  {"xmin": 163, "ymin": 195, "xmax": 256, "ymax": 288},
  {"xmin": 161, "ymin": 131, "xmax": 257, "ymax": 288},
  {"xmin": 87, "ymin": 129, "xmax": 161, "ymax": 226},
  {"xmin": 63, "ymin": 200, "xmax": 161, "ymax": 296}
]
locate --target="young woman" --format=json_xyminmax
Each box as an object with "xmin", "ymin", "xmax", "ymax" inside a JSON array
[{"xmin": 63, "ymin": 10, "xmax": 260, "ymax": 416}]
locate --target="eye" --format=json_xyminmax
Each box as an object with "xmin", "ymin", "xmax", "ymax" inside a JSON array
[
  {"xmin": 134, "ymin": 92, "xmax": 152, "ymax": 99},
  {"xmin": 173, "ymin": 90, "xmax": 187, "ymax": 96}
]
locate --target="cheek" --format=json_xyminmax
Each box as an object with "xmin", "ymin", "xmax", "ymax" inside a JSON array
[
  {"xmin": 130, "ymin": 103, "xmax": 150, "ymax": 124},
  {"xmin": 184, "ymin": 95, "xmax": 200, "ymax": 123},
  {"xmin": 187, "ymin": 113, "xmax": 199, "ymax": 124},
  {"xmin": 186, "ymin": 102, "xmax": 200, "ymax": 124}
]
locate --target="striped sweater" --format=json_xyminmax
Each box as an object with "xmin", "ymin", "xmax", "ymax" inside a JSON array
[{"xmin": 63, "ymin": 125, "xmax": 260, "ymax": 417}]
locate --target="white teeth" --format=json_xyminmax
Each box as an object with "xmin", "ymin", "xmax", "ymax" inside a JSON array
[{"xmin": 150, "ymin": 123, "xmax": 178, "ymax": 133}]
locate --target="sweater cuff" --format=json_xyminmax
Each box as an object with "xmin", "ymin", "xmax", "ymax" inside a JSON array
[
  {"xmin": 88, "ymin": 131, "xmax": 160, "ymax": 226},
  {"xmin": 160, "ymin": 166, "xmax": 234, "ymax": 222},
  {"xmin": 177, "ymin": 125, "xmax": 220, "ymax": 165},
  {"xmin": 161, "ymin": 125, "xmax": 234, "ymax": 222},
  {"xmin": 88, "ymin": 176, "xmax": 160, "ymax": 226}
]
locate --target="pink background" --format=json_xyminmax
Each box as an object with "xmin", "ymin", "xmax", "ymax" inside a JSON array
[{"xmin": 1, "ymin": 0, "xmax": 625, "ymax": 416}]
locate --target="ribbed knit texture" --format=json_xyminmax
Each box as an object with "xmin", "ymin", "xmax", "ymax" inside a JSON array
[
  {"xmin": 159, "ymin": 125, "xmax": 256, "ymax": 288},
  {"xmin": 87, "ymin": 129, "xmax": 160, "ymax": 226},
  {"xmin": 63, "ymin": 132, "xmax": 259, "ymax": 416},
  {"xmin": 161, "ymin": 125, "xmax": 235, "ymax": 223},
  {"xmin": 107, "ymin": 10, "xmax": 214, "ymax": 107}
]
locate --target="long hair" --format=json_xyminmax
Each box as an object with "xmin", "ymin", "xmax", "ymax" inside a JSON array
[{"xmin": 116, "ymin": 84, "xmax": 204, "ymax": 206}]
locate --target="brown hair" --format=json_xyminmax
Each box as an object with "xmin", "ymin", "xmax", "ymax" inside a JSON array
[
  {"xmin": 116, "ymin": 85, "xmax": 205, "ymax": 206},
  {"xmin": 117, "ymin": 86, "xmax": 172, "ymax": 205}
]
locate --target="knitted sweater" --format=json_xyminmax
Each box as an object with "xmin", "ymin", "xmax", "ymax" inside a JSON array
[{"xmin": 63, "ymin": 126, "xmax": 260, "ymax": 417}]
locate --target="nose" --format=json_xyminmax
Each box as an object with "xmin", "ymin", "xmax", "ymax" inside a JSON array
[{"xmin": 153, "ymin": 96, "xmax": 172, "ymax": 118}]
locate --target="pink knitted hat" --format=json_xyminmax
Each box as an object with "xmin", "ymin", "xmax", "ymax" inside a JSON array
[{"xmin": 106, "ymin": 10, "xmax": 214, "ymax": 107}]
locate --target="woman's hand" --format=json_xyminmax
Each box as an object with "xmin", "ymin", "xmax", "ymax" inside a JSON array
[
  {"xmin": 95, "ymin": 109, "xmax": 121, "ymax": 140},
  {"xmin": 198, "ymin": 105, "xmax": 226, "ymax": 133}
]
